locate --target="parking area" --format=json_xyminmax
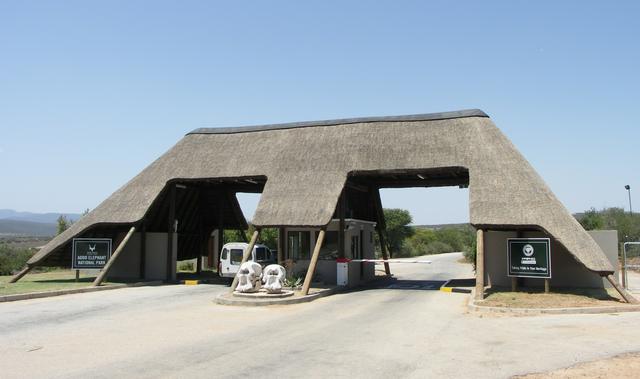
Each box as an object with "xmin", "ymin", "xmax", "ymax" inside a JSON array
[{"xmin": 2, "ymin": 253, "xmax": 640, "ymax": 378}]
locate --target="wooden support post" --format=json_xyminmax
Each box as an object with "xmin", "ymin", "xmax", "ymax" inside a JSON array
[
  {"xmin": 606, "ymin": 275, "xmax": 638, "ymax": 304},
  {"xmin": 196, "ymin": 188, "xmax": 203, "ymax": 274},
  {"xmin": 93, "ymin": 226, "xmax": 137, "ymax": 286},
  {"xmin": 9, "ymin": 265, "xmax": 32, "ymax": 283},
  {"xmin": 338, "ymin": 191, "xmax": 345, "ymax": 259},
  {"xmin": 229, "ymin": 229, "xmax": 260, "ymax": 293},
  {"xmin": 277, "ymin": 227, "xmax": 285, "ymax": 264},
  {"xmin": 475, "ymin": 229, "xmax": 485, "ymax": 300},
  {"xmin": 216, "ymin": 197, "xmax": 224, "ymax": 270},
  {"xmin": 75, "ymin": 270, "xmax": 80, "ymax": 283},
  {"xmin": 378, "ymin": 229, "xmax": 392, "ymax": 276},
  {"xmin": 167, "ymin": 184, "xmax": 176, "ymax": 282},
  {"xmin": 140, "ymin": 222, "xmax": 146, "ymax": 279},
  {"xmin": 513, "ymin": 230, "xmax": 522, "ymax": 292},
  {"xmin": 372, "ymin": 188, "xmax": 391, "ymax": 274},
  {"xmin": 302, "ymin": 229, "xmax": 326, "ymax": 296},
  {"xmin": 544, "ymin": 278, "xmax": 550, "ymax": 294},
  {"xmin": 216, "ymin": 228, "xmax": 223, "ymax": 270}
]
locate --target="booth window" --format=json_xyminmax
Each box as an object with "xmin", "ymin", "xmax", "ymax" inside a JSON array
[
  {"xmin": 255, "ymin": 246, "xmax": 269, "ymax": 261},
  {"xmin": 351, "ymin": 235, "xmax": 361, "ymax": 259},
  {"xmin": 316, "ymin": 231, "xmax": 339, "ymax": 260},
  {"xmin": 288, "ymin": 231, "xmax": 310, "ymax": 260}
]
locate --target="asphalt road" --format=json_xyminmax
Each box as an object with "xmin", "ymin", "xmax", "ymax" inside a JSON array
[{"xmin": 2, "ymin": 253, "xmax": 640, "ymax": 378}]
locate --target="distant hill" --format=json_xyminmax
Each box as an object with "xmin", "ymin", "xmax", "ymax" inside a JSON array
[
  {"xmin": 0, "ymin": 219, "xmax": 56, "ymax": 237},
  {"xmin": 413, "ymin": 223, "xmax": 471, "ymax": 230},
  {"xmin": 0, "ymin": 209, "xmax": 81, "ymax": 224},
  {"xmin": 0, "ymin": 209, "xmax": 82, "ymax": 237}
]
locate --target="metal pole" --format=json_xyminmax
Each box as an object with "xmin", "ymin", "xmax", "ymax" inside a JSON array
[
  {"xmin": 626, "ymin": 185, "xmax": 633, "ymax": 214},
  {"xmin": 623, "ymin": 242, "xmax": 629, "ymax": 289}
]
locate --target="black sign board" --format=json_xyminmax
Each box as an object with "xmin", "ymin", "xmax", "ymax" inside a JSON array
[
  {"xmin": 72, "ymin": 238, "xmax": 112, "ymax": 269},
  {"xmin": 507, "ymin": 238, "xmax": 551, "ymax": 278}
]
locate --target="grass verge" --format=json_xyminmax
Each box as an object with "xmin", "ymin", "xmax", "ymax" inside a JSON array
[
  {"xmin": 0, "ymin": 270, "xmax": 136, "ymax": 296},
  {"xmin": 481, "ymin": 286, "xmax": 627, "ymax": 308}
]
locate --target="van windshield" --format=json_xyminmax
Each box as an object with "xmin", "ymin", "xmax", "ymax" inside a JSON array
[
  {"xmin": 255, "ymin": 247, "xmax": 268, "ymax": 261},
  {"xmin": 230, "ymin": 249, "xmax": 244, "ymax": 265}
]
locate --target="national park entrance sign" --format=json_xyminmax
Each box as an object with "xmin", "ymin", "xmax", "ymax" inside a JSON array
[
  {"xmin": 507, "ymin": 238, "xmax": 551, "ymax": 278},
  {"xmin": 72, "ymin": 238, "xmax": 112, "ymax": 269}
]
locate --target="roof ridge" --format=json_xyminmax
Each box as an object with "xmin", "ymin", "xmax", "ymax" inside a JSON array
[{"xmin": 187, "ymin": 109, "xmax": 488, "ymax": 135}]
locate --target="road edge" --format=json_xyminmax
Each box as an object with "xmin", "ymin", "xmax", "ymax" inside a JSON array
[
  {"xmin": 468, "ymin": 288, "xmax": 640, "ymax": 315},
  {"xmin": 0, "ymin": 281, "xmax": 163, "ymax": 303}
]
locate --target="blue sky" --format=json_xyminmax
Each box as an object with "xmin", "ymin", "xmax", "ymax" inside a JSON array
[{"xmin": 1, "ymin": 1, "xmax": 638, "ymax": 224}]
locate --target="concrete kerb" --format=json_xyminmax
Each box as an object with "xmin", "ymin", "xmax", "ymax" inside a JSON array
[
  {"xmin": 440, "ymin": 279, "xmax": 473, "ymax": 294},
  {"xmin": 467, "ymin": 288, "xmax": 640, "ymax": 315},
  {"xmin": 0, "ymin": 281, "xmax": 163, "ymax": 303},
  {"xmin": 214, "ymin": 274, "xmax": 403, "ymax": 306},
  {"xmin": 215, "ymin": 286, "xmax": 345, "ymax": 306}
]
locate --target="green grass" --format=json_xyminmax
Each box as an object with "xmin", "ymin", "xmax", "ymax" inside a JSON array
[{"xmin": 0, "ymin": 270, "xmax": 135, "ymax": 296}]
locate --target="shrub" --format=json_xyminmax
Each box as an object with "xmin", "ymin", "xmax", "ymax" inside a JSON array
[
  {"xmin": 177, "ymin": 261, "xmax": 194, "ymax": 272},
  {"xmin": 424, "ymin": 241, "xmax": 454, "ymax": 255},
  {"xmin": 0, "ymin": 244, "xmax": 34, "ymax": 275}
]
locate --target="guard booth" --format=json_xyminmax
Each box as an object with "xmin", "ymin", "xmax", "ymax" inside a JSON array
[{"xmin": 282, "ymin": 218, "xmax": 377, "ymax": 286}]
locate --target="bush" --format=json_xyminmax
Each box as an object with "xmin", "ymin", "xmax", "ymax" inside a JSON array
[
  {"xmin": 0, "ymin": 244, "xmax": 34, "ymax": 275},
  {"xmin": 177, "ymin": 261, "xmax": 194, "ymax": 272},
  {"xmin": 400, "ymin": 226, "xmax": 476, "ymax": 258},
  {"xmin": 424, "ymin": 241, "xmax": 454, "ymax": 255}
]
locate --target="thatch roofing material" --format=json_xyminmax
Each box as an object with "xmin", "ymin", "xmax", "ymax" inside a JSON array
[{"xmin": 29, "ymin": 110, "xmax": 614, "ymax": 274}]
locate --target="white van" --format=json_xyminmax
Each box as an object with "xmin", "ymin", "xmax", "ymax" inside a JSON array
[{"xmin": 217, "ymin": 242, "xmax": 276, "ymax": 278}]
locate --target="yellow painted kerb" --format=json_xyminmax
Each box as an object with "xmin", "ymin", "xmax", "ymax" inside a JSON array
[
  {"xmin": 440, "ymin": 287, "xmax": 452, "ymax": 293},
  {"xmin": 185, "ymin": 280, "xmax": 200, "ymax": 285}
]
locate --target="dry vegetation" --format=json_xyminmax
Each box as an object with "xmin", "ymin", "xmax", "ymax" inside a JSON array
[{"xmin": 481, "ymin": 287, "xmax": 627, "ymax": 308}]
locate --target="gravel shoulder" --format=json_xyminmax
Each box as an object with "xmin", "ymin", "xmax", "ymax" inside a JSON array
[{"xmin": 516, "ymin": 352, "xmax": 640, "ymax": 378}]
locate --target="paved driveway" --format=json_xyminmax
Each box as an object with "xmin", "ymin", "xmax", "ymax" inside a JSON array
[{"xmin": 2, "ymin": 253, "xmax": 640, "ymax": 378}]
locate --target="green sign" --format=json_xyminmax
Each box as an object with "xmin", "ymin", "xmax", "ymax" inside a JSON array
[
  {"xmin": 72, "ymin": 238, "xmax": 112, "ymax": 269},
  {"xmin": 507, "ymin": 238, "xmax": 551, "ymax": 278}
]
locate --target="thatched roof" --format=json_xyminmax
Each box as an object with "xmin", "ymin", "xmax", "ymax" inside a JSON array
[{"xmin": 29, "ymin": 109, "xmax": 614, "ymax": 274}]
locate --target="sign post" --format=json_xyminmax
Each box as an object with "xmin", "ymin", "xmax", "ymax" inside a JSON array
[
  {"xmin": 72, "ymin": 238, "xmax": 112, "ymax": 270},
  {"xmin": 507, "ymin": 238, "xmax": 551, "ymax": 291}
]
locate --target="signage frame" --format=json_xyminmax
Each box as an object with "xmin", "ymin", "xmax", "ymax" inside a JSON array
[
  {"xmin": 507, "ymin": 237, "xmax": 551, "ymax": 279},
  {"xmin": 72, "ymin": 238, "xmax": 112, "ymax": 270}
]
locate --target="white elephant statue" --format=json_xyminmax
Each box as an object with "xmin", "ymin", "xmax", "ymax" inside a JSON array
[
  {"xmin": 236, "ymin": 261, "xmax": 263, "ymax": 293},
  {"xmin": 262, "ymin": 264, "xmax": 286, "ymax": 294}
]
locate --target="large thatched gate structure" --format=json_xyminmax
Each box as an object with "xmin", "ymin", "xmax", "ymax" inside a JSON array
[{"xmin": 13, "ymin": 109, "xmax": 630, "ymax": 300}]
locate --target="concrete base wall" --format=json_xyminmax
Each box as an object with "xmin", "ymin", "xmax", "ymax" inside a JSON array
[
  {"xmin": 109, "ymin": 232, "xmax": 177, "ymax": 281},
  {"xmin": 292, "ymin": 260, "xmax": 375, "ymax": 287},
  {"xmin": 110, "ymin": 233, "xmax": 141, "ymax": 279},
  {"xmin": 485, "ymin": 230, "xmax": 618, "ymax": 289}
]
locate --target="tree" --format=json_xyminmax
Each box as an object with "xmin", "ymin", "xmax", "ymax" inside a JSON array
[
  {"xmin": 383, "ymin": 208, "xmax": 414, "ymax": 256},
  {"xmin": 56, "ymin": 215, "xmax": 71, "ymax": 235},
  {"xmin": 400, "ymin": 228, "xmax": 436, "ymax": 257},
  {"xmin": 578, "ymin": 208, "xmax": 604, "ymax": 230},
  {"xmin": 575, "ymin": 207, "xmax": 640, "ymax": 243},
  {"xmin": 257, "ymin": 228, "xmax": 278, "ymax": 250},
  {"xmin": 223, "ymin": 229, "xmax": 246, "ymax": 244}
]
